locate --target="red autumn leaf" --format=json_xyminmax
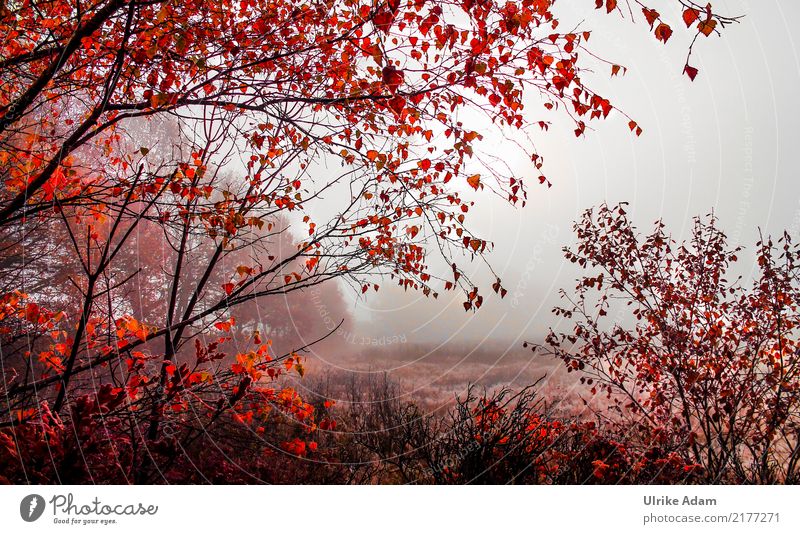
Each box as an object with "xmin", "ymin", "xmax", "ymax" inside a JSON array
[
  {"xmin": 684, "ymin": 64, "xmax": 699, "ymax": 81},
  {"xmin": 409, "ymin": 91, "xmax": 425, "ymax": 105},
  {"xmin": 373, "ymin": 8, "xmax": 395, "ymax": 34},
  {"xmin": 628, "ymin": 120, "xmax": 643, "ymax": 136},
  {"xmin": 214, "ymin": 321, "xmax": 232, "ymax": 332},
  {"xmin": 698, "ymin": 18, "xmax": 717, "ymax": 37},
  {"xmin": 24, "ymin": 302, "xmax": 40, "ymax": 322},
  {"xmin": 682, "ymin": 8, "xmax": 700, "ymax": 27},
  {"xmin": 388, "ymin": 95, "xmax": 406, "ymax": 115},
  {"xmin": 419, "ymin": 13, "xmax": 438, "ymax": 35},
  {"xmin": 654, "ymin": 23, "xmax": 673, "ymax": 43},
  {"xmin": 642, "ymin": 8, "xmax": 659, "ymax": 28},
  {"xmin": 381, "ymin": 65, "xmax": 404, "ymax": 94}
]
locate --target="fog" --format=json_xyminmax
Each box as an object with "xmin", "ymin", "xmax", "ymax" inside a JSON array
[{"xmin": 328, "ymin": 1, "xmax": 800, "ymax": 357}]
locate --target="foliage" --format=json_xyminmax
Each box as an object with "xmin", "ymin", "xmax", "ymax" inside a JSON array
[
  {"xmin": 311, "ymin": 374, "xmax": 705, "ymax": 484},
  {"xmin": 542, "ymin": 204, "xmax": 800, "ymax": 484},
  {"xmin": 0, "ymin": 0, "xmax": 736, "ymax": 483}
]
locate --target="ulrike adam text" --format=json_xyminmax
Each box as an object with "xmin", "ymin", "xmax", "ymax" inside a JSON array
[{"xmin": 644, "ymin": 496, "xmax": 717, "ymax": 506}]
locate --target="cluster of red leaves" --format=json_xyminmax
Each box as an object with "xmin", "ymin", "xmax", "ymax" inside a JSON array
[
  {"xmin": 404, "ymin": 383, "xmax": 706, "ymax": 485},
  {"xmin": 462, "ymin": 393, "xmax": 703, "ymax": 484},
  {"xmin": 0, "ymin": 326, "xmax": 325, "ymax": 483},
  {"xmin": 0, "ymin": 0, "xmax": 735, "ymax": 312},
  {"xmin": 598, "ymin": 0, "xmax": 732, "ymax": 81},
  {"xmin": 543, "ymin": 204, "xmax": 800, "ymax": 483}
]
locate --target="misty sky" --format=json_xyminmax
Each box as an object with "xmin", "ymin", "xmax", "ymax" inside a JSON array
[{"xmin": 325, "ymin": 1, "xmax": 800, "ymax": 356}]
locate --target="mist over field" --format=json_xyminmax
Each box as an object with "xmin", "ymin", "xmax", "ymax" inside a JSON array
[{"xmin": 284, "ymin": 2, "xmax": 800, "ymax": 401}]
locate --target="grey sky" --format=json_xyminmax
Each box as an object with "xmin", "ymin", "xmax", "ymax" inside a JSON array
[{"xmin": 343, "ymin": 1, "xmax": 800, "ymax": 351}]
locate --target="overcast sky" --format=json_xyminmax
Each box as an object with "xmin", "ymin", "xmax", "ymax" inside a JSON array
[{"xmin": 332, "ymin": 1, "xmax": 800, "ymax": 355}]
